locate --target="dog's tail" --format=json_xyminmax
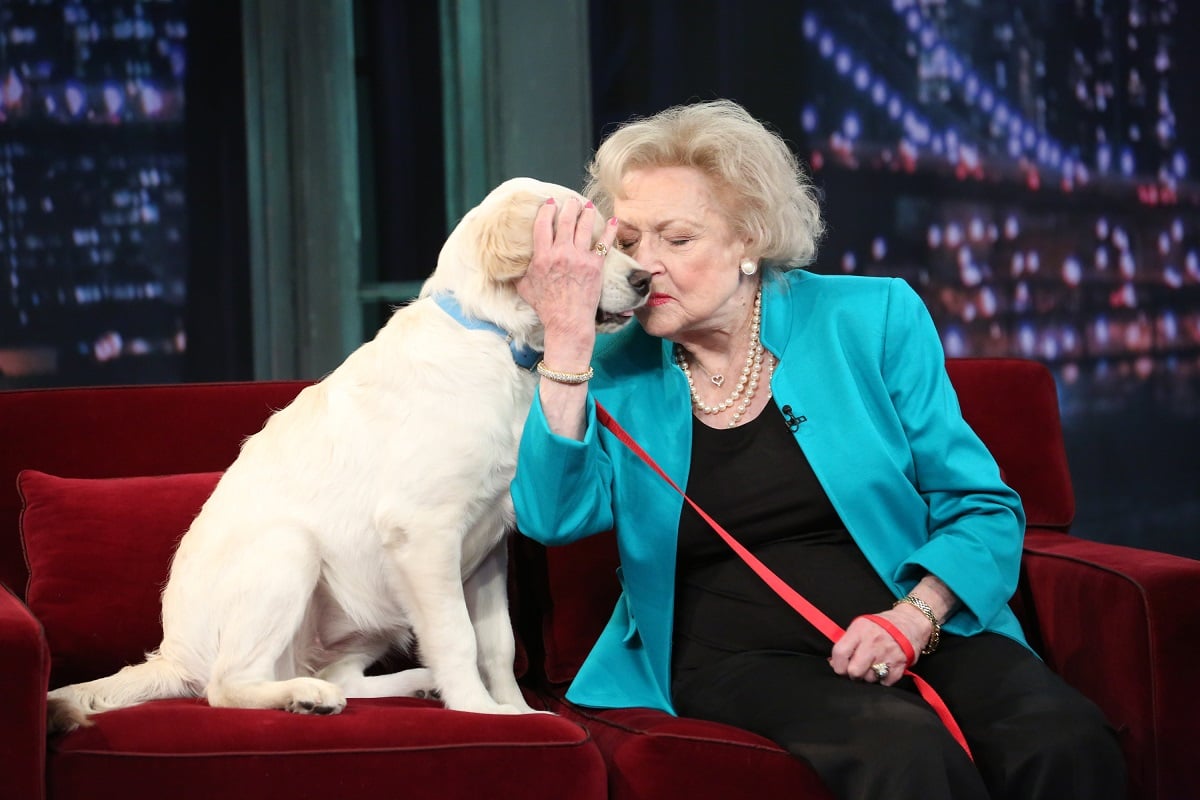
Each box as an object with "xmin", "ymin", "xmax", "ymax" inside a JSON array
[{"xmin": 47, "ymin": 654, "xmax": 195, "ymax": 735}]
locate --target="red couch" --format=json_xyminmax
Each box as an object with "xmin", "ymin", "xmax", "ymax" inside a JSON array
[{"xmin": 2, "ymin": 358, "xmax": 1197, "ymax": 800}]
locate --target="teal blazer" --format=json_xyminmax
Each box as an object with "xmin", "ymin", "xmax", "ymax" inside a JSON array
[{"xmin": 511, "ymin": 270, "xmax": 1028, "ymax": 714}]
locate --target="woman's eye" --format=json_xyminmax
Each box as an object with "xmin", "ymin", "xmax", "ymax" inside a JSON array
[
  {"xmin": 617, "ymin": 239, "xmax": 636, "ymax": 251},
  {"xmin": 669, "ymin": 238, "xmax": 693, "ymax": 246}
]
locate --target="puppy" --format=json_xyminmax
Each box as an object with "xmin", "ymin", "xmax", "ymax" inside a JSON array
[{"xmin": 47, "ymin": 177, "xmax": 648, "ymax": 733}]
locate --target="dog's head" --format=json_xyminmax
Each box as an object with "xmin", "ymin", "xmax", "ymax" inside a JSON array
[{"xmin": 422, "ymin": 177, "xmax": 649, "ymax": 350}]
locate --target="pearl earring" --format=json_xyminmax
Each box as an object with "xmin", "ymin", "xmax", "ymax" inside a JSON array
[{"xmin": 740, "ymin": 259, "xmax": 757, "ymax": 276}]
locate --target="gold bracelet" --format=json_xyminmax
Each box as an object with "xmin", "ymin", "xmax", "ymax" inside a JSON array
[
  {"xmin": 893, "ymin": 594, "xmax": 941, "ymax": 654},
  {"xmin": 535, "ymin": 361, "xmax": 594, "ymax": 385}
]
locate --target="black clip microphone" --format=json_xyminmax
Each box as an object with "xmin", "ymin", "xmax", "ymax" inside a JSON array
[{"xmin": 781, "ymin": 405, "xmax": 807, "ymax": 432}]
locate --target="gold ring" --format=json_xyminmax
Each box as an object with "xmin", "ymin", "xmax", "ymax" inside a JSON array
[
  {"xmin": 871, "ymin": 662, "xmax": 890, "ymax": 681},
  {"xmin": 593, "ymin": 242, "xmax": 609, "ymax": 257}
]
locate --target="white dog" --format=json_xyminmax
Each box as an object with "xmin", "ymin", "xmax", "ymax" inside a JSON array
[{"xmin": 47, "ymin": 177, "xmax": 648, "ymax": 733}]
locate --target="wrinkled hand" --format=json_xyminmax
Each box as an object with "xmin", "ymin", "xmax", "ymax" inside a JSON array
[
  {"xmin": 828, "ymin": 604, "xmax": 930, "ymax": 687},
  {"xmin": 517, "ymin": 197, "xmax": 619, "ymax": 353}
]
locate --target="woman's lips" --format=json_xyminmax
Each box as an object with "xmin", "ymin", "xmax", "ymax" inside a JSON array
[{"xmin": 647, "ymin": 293, "xmax": 672, "ymax": 307}]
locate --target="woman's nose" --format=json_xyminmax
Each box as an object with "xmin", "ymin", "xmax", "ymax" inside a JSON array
[
  {"xmin": 630, "ymin": 250, "xmax": 664, "ymax": 277},
  {"xmin": 629, "ymin": 236, "xmax": 663, "ymax": 268}
]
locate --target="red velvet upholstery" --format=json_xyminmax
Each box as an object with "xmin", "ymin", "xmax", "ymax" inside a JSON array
[
  {"xmin": 541, "ymin": 697, "xmax": 836, "ymax": 800},
  {"xmin": 1016, "ymin": 530, "xmax": 1200, "ymax": 800},
  {"xmin": 0, "ymin": 581, "xmax": 50, "ymax": 800},
  {"xmin": 0, "ymin": 381, "xmax": 308, "ymax": 597},
  {"xmin": 945, "ymin": 359, "xmax": 1074, "ymax": 528},
  {"xmin": 0, "ymin": 382, "xmax": 311, "ymax": 800},
  {"xmin": 1, "ymin": 360, "xmax": 1197, "ymax": 800},
  {"xmin": 46, "ymin": 697, "xmax": 605, "ymax": 800},
  {"xmin": 19, "ymin": 470, "xmax": 222, "ymax": 687}
]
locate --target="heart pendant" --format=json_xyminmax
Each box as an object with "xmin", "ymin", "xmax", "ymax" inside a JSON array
[{"xmin": 711, "ymin": 375, "xmax": 725, "ymax": 388}]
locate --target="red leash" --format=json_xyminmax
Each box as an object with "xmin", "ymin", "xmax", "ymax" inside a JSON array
[{"xmin": 594, "ymin": 401, "xmax": 973, "ymax": 759}]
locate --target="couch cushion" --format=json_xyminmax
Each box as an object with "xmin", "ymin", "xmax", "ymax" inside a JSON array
[
  {"xmin": 18, "ymin": 469, "xmax": 222, "ymax": 687},
  {"xmin": 48, "ymin": 696, "xmax": 606, "ymax": 800},
  {"xmin": 542, "ymin": 694, "xmax": 834, "ymax": 799}
]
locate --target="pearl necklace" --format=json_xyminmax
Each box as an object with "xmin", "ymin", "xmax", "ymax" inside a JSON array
[{"xmin": 676, "ymin": 287, "xmax": 773, "ymax": 428}]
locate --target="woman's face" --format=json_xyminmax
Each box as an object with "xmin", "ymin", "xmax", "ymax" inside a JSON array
[{"xmin": 613, "ymin": 166, "xmax": 753, "ymax": 343}]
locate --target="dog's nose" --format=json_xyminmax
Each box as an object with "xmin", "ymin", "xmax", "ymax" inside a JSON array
[{"xmin": 628, "ymin": 270, "xmax": 652, "ymax": 295}]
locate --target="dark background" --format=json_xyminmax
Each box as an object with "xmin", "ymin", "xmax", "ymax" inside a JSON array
[{"xmin": 0, "ymin": 0, "xmax": 1196, "ymax": 559}]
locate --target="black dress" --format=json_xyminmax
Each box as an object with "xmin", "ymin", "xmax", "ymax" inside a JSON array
[
  {"xmin": 672, "ymin": 404, "xmax": 896, "ymax": 686},
  {"xmin": 669, "ymin": 406, "xmax": 1125, "ymax": 800}
]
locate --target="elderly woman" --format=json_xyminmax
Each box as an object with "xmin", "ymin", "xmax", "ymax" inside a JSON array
[{"xmin": 511, "ymin": 99, "xmax": 1123, "ymax": 799}]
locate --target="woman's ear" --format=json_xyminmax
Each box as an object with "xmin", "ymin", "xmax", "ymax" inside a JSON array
[{"xmin": 739, "ymin": 237, "xmax": 760, "ymax": 265}]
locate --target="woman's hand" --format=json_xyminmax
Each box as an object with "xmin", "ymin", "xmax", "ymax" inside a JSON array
[
  {"xmin": 829, "ymin": 607, "xmax": 929, "ymax": 686},
  {"xmin": 517, "ymin": 197, "xmax": 618, "ymax": 364},
  {"xmin": 516, "ymin": 196, "xmax": 620, "ymax": 440},
  {"xmin": 829, "ymin": 576, "xmax": 959, "ymax": 686}
]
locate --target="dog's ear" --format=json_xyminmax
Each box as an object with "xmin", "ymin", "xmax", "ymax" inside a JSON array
[{"xmin": 474, "ymin": 189, "xmax": 547, "ymax": 282}]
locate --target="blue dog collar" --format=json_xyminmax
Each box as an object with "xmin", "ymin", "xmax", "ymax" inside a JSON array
[{"xmin": 432, "ymin": 293, "xmax": 542, "ymax": 370}]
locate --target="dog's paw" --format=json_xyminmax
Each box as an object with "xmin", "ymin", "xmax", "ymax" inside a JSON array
[
  {"xmin": 486, "ymin": 702, "xmax": 544, "ymax": 715},
  {"xmin": 448, "ymin": 699, "xmax": 535, "ymax": 715},
  {"xmin": 471, "ymin": 702, "xmax": 525, "ymax": 715},
  {"xmin": 289, "ymin": 700, "xmax": 342, "ymax": 715},
  {"xmin": 387, "ymin": 667, "xmax": 438, "ymax": 699},
  {"xmin": 282, "ymin": 679, "xmax": 347, "ymax": 716},
  {"xmin": 484, "ymin": 683, "xmax": 542, "ymax": 714},
  {"xmin": 485, "ymin": 695, "xmax": 541, "ymax": 715},
  {"xmin": 499, "ymin": 700, "xmax": 550, "ymax": 715},
  {"xmin": 47, "ymin": 696, "xmax": 93, "ymax": 735}
]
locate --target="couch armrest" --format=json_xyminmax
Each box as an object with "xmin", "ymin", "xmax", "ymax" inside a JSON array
[
  {"xmin": 0, "ymin": 582, "xmax": 50, "ymax": 800},
  {"xmin": 1017, "ymin": 530, "xmax": 1200, "ymax": 800}
]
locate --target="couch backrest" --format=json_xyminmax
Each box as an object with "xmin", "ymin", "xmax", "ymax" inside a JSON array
[
  {"xmin": 518, "ymin": 357, "xmax": 1076, "ymax": 686},
  {"xmin": 943, "ymin": 358, "xmax": 1074, "ymax": 529},
  {"xmin": 2, "ymin": 359, "xmax": 1073, "ymax": 690},
  {"xmin": 0, "ymin": 380, "xmax": 310, "ymax": 596}
]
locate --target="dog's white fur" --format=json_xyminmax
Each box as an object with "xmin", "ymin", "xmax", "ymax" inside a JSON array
[{"xmin": 47, "ymin": 178, "xmax": 647, "ymax": 733}]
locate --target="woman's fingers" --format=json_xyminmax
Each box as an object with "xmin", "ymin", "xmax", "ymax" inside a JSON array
[
  {"xmin": 572, "ymin": 200, "xmax": 599, "ymax": 251},
  {"xmin": 599, "ymin": 215, "xmax": 619, "ymax": 255},
  {"xmin": 829, "ymin": 616, "xmax": 911, "ymax": 685},
  {"xmin": 531, "ymin": 197, "xmax": 557, "ymax": 257},
  {"xmin": 519, "ymin": 196, "xmax": 606, "ymax": 335},
  {"xmin": 533, "ymin": 195, "xmax": 613, "ymax": 265}
]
